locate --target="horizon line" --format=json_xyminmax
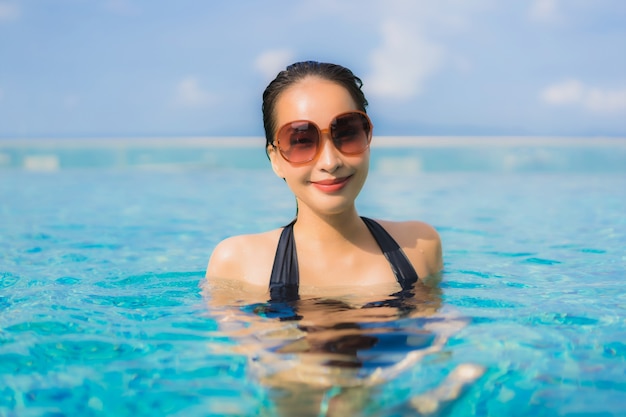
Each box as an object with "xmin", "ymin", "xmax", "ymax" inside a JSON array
[{"xmin": 1, "ymin": 135, "xmax": 625, "ymax": 149}]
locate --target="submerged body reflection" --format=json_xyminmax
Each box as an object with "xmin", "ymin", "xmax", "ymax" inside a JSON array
[{"xmin": 205, "ymin": 280, "xmax": 483, "ymax": 416}]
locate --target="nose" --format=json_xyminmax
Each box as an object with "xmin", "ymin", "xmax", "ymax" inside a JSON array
[{"xmin": 316, "ymin": 129, "xmax": 343, "ymax": 172}]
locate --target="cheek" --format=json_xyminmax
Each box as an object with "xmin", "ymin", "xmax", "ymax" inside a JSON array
[
  {"xmin": 362, "ymin": 151, "xmax": 371, "ymax": 169},
  {"xmin": 282, "ymin": 164, "xmax": 310, "ymax": 188},
  {"xmin": 352, "ymin": 151, "xmax": 370, "ymax": 174},
  {"xmin": 351, "ymin": 153, "xmax": 370, "ymax": 190}
]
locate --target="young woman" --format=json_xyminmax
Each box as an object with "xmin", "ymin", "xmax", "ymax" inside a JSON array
[
  {"xmin": 206, "ymin": 61, "xmax": 442, "ymax": 299},
  {"xmin": 202, "ymin": 62, "xmax": 484, "ymax": 417}
]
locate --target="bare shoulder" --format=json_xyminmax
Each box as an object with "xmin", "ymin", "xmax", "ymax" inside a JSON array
[
  {"xmin": 376, "ymin": 219, "xmax": 443, "ymax": 279},
  {"xmin": 205, "ymin": 228, "xmax": 283, "ymax": 287}
]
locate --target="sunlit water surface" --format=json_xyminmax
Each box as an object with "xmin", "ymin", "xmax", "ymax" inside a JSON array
[{"xmin": 1, "ymin": 161, "xmax": 625, "ymax": 416}]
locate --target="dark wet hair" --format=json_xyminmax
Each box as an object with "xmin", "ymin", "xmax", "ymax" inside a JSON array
[{"xmin": 262, "ymin": 61, "xmax": 369, "ymax": 152}]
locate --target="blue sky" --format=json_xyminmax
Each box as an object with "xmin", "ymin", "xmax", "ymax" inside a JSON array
[{"xmin": 0, "ymin": 0, "xmax": 625, "ymax": 138}]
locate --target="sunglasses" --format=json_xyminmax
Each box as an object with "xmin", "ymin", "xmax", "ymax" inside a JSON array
[{"xmin": 273, "ymin": 111, "xmax": 373, "ymax": 164}]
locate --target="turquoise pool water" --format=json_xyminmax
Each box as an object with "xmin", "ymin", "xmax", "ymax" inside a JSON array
[{"xmin": 1, "ymin": 138, "xmax": 625, "ymax": 416}]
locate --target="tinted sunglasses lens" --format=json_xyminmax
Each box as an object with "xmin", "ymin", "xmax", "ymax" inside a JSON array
[
  {"xmin": 277, "ymin": 121, "xmax": 319, "ymax": 163},
  {"xmin": 331, "ymin": 112, "xmax": 371, "ymax": 154}
]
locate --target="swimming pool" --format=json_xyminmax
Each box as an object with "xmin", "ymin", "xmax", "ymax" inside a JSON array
[{"xmin": 1, "ymin": 137, "xmax": 625, "ymax": 416}]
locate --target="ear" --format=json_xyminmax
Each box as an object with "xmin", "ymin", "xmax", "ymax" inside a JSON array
[{"xmin": 267, "ymin": 145, "xmax": 285, "ymax": 179}]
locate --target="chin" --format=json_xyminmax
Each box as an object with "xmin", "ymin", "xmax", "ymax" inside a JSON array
[{"xmin": 316, "ymin": 196, "xmax": 359, "ymax": 215}]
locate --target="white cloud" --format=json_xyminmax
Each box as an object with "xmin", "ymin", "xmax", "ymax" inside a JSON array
[
  {"xmin": 254, "ymin": 49, "xmax": 295, "ymax": 81},
  {"xmin": 275, "ymin": 0, "xmax": 492, "ymax": 101},
  {"xmin": 541, "ymin": 79, "xmax": 626, "ymax": 113},
  {"xmin": 366, "ymin": 19, "xmax": 444, "ymax": 100},
  {"xmin": 356, "ymin": 0, "xmax": 492, "ymax": 100},
  {"xmin": 529, "ymin": 0, "xmax": 559, "ymax": 22},
  {"xmin": 542, "ymin": 79, "xmax": 583, "ymax": 105},
  {"xmin": 585, "ymin": 87, "xmax": 626, "ymax": 113},
  {"xmin": 174, "ymin": 77, "xmax": 214, "ymax": 108},
  {"xmin": 0, "ymin": 2, "xmax": 20, "ymax": 21}
]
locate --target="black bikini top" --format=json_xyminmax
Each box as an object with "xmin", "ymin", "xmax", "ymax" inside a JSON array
[{"xmin": 269, "ymin": 217, "xmax": 419, "ymax": 302}]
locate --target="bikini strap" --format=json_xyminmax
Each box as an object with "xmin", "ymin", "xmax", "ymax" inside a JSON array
[
  {"xmin": 268, "ymin": 219, "xmax": 300, "ymax": 301},
  {"xmin": 268, "ymin": 217, "xmax": 418, "ymax": 301},
  {"xmin": 361, "ymin": 217, "xmax": 419, "ymax": 290}
]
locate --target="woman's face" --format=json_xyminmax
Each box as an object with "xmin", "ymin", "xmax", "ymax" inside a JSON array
[{"xmin": 268, "ymin": 76, "xmax": 370, "ymax": 217}]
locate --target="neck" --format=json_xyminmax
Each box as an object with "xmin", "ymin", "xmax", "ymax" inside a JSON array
[{"xmin": 293, "ymin": 204, "xmax": 365, "ymax": 244}]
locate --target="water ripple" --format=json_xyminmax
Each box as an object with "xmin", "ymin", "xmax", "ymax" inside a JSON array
[
  {"xmin": 86, "ymin": 295, "xmax": 184, "ymax": 309},
  {"xmin": 0, "ymin": 272, "xmax": 20, "ymax": 288},
  {"xmin": 55, "ymin": 276, "xmax": 81, "ymax": 285},
  {"xmin": 6, "ymin": 321, "xmax": 84, "ymax": 336},
  {"xmin": 29, "ymin": 340, "xmax": 150, "ymax": 364},
  {"xmin": 523, "ymin": 257, "xmax": 562, "ymax": 265},
  {"xmin": 449, "ymin": 296, "xmax": 520, "ymax": 309},
  {"xmin": 96, "ymin": 271, "xmax": 203, "ymax": 289},
  {"xmin": 527, "ymin": 313, "xmax": 599, "ymax": 327}
]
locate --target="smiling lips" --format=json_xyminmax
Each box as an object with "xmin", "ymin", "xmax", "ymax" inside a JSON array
[{"xmin": 310, "ymin": 175, "xmax": 352, "ymax": 193}]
